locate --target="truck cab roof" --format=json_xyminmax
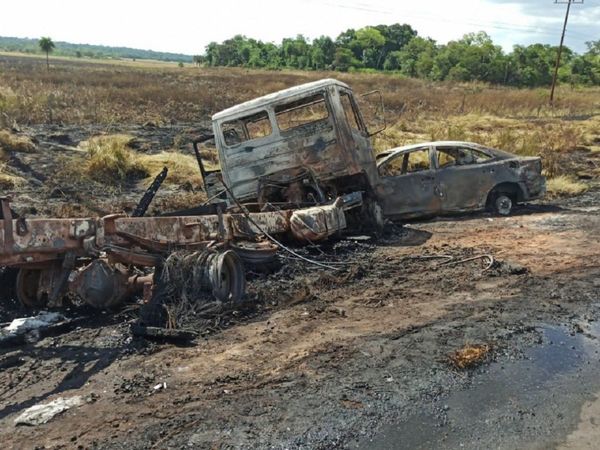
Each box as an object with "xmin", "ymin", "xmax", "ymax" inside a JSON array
[{"xmin": 212, "ymin": 78, "xmax": 351, "ymax": 121}]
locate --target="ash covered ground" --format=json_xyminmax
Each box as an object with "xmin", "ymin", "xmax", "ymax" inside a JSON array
[{"xmin": 0, "ymin": 125, "xmax": 599, "ymax": 449}]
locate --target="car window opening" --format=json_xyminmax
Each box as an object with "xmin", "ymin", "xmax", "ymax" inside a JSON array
[
  {"xmin": 437, "ymin": 147, "xmax": 492, "ymax": 167},
  {"xmin": 405, "ymin": 149, "xmax": 430, "ymax": 173},
  {"xmin": 379, "ymin": 148, "xmax": 430, "ymax": 177}
]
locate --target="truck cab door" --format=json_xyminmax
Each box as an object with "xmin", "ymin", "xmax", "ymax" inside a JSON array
[
  {"xmin": 338, "ymin": 89, "xmax": 379, "ymax": 185},
  {"xmin": 193, "ymin": 137, "xmax": 226, "ymax": 203},
  {"xmin": 377, "ymin": 146, "xmax": 440, "ymax": 219}
]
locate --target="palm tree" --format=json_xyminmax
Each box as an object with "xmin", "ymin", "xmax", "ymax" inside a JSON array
[{"xmin": 39, "ymin": 37, "xmax": 55, "ymax": 70}]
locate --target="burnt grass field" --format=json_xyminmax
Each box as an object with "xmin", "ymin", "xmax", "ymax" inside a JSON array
[{"xmin": 0, "ymin": 53, "xmax": 600, "ymax": 449}]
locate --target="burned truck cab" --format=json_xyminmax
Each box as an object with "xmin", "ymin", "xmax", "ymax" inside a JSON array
[{"xmin": 208, "ymin": 79, "xmax": 380, "ymax": 208}]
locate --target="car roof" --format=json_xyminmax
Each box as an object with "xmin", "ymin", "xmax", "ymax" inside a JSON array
[
  {"xmin": 376, "ymin": 141, "xmax": 513, "ymax": 166},
  {"xmin": 379, "ymin": 141, "xmax": 479, "ymax": 155},
  {"xmin": 212, "ymin": 78, "xmax": 351, "ymax": 121}
]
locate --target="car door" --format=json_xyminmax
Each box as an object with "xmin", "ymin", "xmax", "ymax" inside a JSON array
[
  {"xmin": 434, "ymin": 144, "xmax": 495, "ymax": 213},
  {"xmin": 377, "ymin": 145, "xmax": 440, "ymax": 218}
]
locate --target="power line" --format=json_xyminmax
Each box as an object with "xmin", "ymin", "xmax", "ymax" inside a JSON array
[{"xmin": 550, "ymin": 0, "xmax": 584, "ymax": 104}]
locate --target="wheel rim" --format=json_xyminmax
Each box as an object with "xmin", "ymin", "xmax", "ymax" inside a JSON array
[
  {"xmin": 495, "ymin": 195, "xmax": 512, "ymax": 216},
  {"xmin": 207, "ymin": 250, "xmax": 245, "ymax": 303},
  {"xmin": 16, "ymin": 269, "xmax": 46, "ymax": 308}
]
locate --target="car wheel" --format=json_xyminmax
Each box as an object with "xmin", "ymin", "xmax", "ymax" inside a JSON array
[{"xmin": 493, "ymin": 194, "xmax": 513, "ymax": 216}]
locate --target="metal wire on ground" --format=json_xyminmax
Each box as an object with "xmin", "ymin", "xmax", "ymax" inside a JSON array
[
  {"xmin": 408, "ymin": 254, "xmax": 454, "ymax": 261},
  {"xmin": 407, "ymin": 253, "xmax": 495, "ymax": 272},
  {"xmin": 439, "ymin": 254, "xmax": 495, "ymax": 271}
]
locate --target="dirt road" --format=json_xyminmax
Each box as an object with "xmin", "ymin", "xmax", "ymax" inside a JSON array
[{"xmin": 0, "ymin": 180, "xmax": 598, "ymax": 448}]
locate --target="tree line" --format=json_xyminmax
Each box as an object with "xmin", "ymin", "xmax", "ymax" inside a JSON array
[
  {"xmin": 0, "ymin": 36, "xmax": 193, "ymax": 63},
  {"xmin": 196, "ymin": 24, "xmax": 600, "ymax": 87}
]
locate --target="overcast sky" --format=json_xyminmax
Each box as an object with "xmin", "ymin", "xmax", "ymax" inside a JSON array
[{"xmin": 3, "ymin": 0, "xmax": 598, "ymax": 54}]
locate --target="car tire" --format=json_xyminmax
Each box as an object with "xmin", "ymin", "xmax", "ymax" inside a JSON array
[{"xmin": 493, "ymin": 194, "xmax": 513, "ymax": 216}]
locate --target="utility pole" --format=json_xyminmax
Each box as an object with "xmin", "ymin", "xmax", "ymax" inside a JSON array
[{"xmin": 550, "ymin": 0, "xmax": 583, "ymax": 105}]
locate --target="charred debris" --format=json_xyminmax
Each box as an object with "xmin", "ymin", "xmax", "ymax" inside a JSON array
[
  {"xmin": 0, "ymin": 78, "xmax": 544, "ymax": 340},
  {"xmin": 0, "ymin": 79, "xmax": 384, "ymax": 339}
]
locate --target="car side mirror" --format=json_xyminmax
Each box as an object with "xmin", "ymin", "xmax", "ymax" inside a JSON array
[{"xmin": 360, "ymin": 90, "xmax": 386, "ymax": 137}]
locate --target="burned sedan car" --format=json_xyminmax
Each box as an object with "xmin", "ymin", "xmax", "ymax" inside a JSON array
[{"xmin": 375, "ymin": 141, "xmax": 546, "ymax": 219}]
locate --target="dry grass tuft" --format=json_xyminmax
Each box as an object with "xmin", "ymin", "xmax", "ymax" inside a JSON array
[
  {"xmin": 0, "ymin": 130, "xmax": 36, "ymax": 153},
  {"xmin": 79, "ymin": 134, "xmax": 147, "ymax": 184},
  {"xmin": 0, "ymin": 163, "xmax": 25, "ymax": 190},
  {"xmin": 0, "ymin": 129, "xmax": 33, "ymax": 190},
  {"xmin": 546, "ymin": 175, "xmax": 588, "ymax": 197},
  {"xmin": 138, "ymin": 151, "xmax": 203, "ymax": 186},
  {"xmin": 73, "ymin": 134, "xmax": 205, "ymax": 190},
  {"xmin": 448, "ymin": 344, "xmax": 490, "ymax": 369}
]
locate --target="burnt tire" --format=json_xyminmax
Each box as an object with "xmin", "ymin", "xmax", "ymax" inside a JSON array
[
  {"xmin": 16, "ymin": 268, "xmax": 47, "ymax": 308},
  {"xmin": 360, "ymin": 198, "xmax": 385, "ymax": 235},
  {"xmin": 492, "ymin": 193, "xmax": 513, "ymax": 216}
]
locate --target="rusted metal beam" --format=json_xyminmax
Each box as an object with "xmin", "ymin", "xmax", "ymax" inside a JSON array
[
  {"xmin": 0, "ymin": 197, "xmax": 351, "ymax": 268},
  {"xmin": 0, "ymin": 215, "xmax": 95, "ymax": 267}
]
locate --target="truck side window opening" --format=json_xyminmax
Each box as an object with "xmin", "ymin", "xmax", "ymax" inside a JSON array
[
  {"xmin": 222, "ymin": 110, "xmax": 272, "ymax": 147},
  {"xmin": 275, "ymin": 93, "xmax": 329, "ymax": 132},
  {"xmin": 340, "ymin": 92, "xmax": 361, "ymax": 131},
  {"xmin": 245, "ymin": 111, "xmax": 272, "ymax": 140},
  {"xmin": 222, "ymin": 121, "xmax": 245, "ymax": 146}
]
